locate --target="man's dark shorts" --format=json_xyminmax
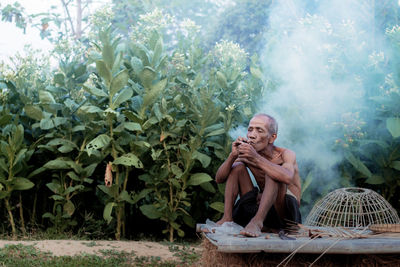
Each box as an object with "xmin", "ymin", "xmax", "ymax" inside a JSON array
[{"xmin": 232, "ymin": 187, "xmax": 302, "ymax": 229}]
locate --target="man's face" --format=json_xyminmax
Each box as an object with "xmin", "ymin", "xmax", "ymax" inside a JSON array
[{"xmin": 246, "ymin": 116, "xmax": 275, "ymax": 151}]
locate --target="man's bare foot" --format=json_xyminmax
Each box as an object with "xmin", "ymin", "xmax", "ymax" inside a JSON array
[
  {"xmin": 216, "ymin": 216, "xmax": 233, "ymax": 225},
  {"xmin": 240, "ymin": 221, "xmax": 263, "ymax": 237}
]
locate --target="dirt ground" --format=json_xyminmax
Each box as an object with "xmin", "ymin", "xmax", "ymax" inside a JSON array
[{"xmin": 0, "ymin": 240, "xmax": 201, "ymax": 261}]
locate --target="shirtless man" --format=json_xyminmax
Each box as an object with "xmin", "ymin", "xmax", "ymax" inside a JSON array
[{"xmin": 215, "ymin": 113, "xmax": 301, "ymax": 237}]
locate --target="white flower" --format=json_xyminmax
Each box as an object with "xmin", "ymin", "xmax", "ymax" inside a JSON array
[{"xmin": 212, "ymin": 40, "xmax": 248, "ymax": 73}]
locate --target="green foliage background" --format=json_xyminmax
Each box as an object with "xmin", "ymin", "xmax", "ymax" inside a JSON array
[{"xmin": 0, "ymin": 0, "xmax": 400, "ymax": 241}]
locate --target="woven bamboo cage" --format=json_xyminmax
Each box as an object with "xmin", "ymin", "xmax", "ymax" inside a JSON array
[{"xmin": 305, "ymin": 187, "xmax": 400, "ymax": 227}]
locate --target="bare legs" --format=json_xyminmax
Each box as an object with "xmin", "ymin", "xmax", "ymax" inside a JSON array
[
  {"xmin": 217, "ymin": 164, "xmax": 287, "ymax": 237},
  {"xmin": 216, "ymin": 163, "xmax": 253, "ymax": 225},
  {"xmin": 239, "ymin": 177, "xmax": 286, "ymax": 237}
]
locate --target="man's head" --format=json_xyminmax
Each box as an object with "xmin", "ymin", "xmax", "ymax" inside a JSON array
[{"xmin": 247, "ymin": 113, "xmax": 278, "ymax": 151}]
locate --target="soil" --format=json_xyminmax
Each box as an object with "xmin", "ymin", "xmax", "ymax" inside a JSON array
[{"xmin": 0, "ymin": 240, "xmax": 201, "ymax": 261}]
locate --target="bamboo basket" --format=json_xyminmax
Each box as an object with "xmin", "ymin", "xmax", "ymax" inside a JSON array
[
  {"xmin": 305, "ymin": 187, "xmax": 400, "ymax": 227},
  {"xmin": 369, "ymin": 223, "xmax": 400, "ymax": 233}
]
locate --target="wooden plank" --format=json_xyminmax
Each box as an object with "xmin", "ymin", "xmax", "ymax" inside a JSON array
[
  {"xmin": 198, "ymin": 224, "xmax": 400, "ymax": 254},
  {"xmin": 212, "ymin": 235, "xmax": 400, "ymax": 254}
]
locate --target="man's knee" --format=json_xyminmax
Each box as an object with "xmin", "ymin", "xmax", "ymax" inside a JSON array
[
  {"xmin": 262, "ymin": 176, "xmax": 285, "ymax": 200},
  {"xmin": 230, "ymin": 163, "xmax": 251, "ymax": 183},
  {"xmin": 230, "ymin": 163, "xmax": 247, "ymax": 176},
  {"xmin": 263, "ymin": 175, "xmax": 279, "ymax": 189}
]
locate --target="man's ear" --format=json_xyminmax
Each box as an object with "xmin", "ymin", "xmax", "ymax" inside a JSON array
[{"xmin": 268, "ymin": 134, "xmax": 277, "ymax": 144}]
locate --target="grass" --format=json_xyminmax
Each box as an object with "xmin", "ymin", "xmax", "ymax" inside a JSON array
[{"xmin": 0, "ymin": 242, "xmax": 201, "ymax": 267}]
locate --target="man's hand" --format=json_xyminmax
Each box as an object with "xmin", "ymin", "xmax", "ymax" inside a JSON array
[
  {"xmin": 231, "ymin": 137, "xmax": 248, "ymax": 158},
  {"xmin": 237, "ymin": 142, "xmax": 261, "ymax": 166}
]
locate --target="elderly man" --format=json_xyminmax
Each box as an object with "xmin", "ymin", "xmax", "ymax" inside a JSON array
[{"xmin": 215, "ymin": 113, "xmax": 301, "ymax": 237}]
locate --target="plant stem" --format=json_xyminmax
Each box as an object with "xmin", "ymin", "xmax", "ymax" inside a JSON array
[
  {"xmin": 169, "ymin": 224, "xmax": 173, "ymax": 242},
  {"xmin": 31, "ymin": 190, "xmax": 37, "ymax": 224},
  {"xmin": 163, "ymin": 140, "xmax": 175, "ymax": 242},
  {"xmin": 5, "ymin": 198, "xmax": 16, "ymax": 238},
  {"xmin": 19, "ymin": 193, "xmax": 26, "ymax": 235},
  {"xmin": 116, "ymin": 204, "xmax": 121, "ymax": 240}
]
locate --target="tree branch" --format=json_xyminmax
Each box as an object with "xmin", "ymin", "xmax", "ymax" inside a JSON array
[
  {"xmin": 60, "ymin": 0, "xmax": 76, "ymax": 37},
  {"xmin": 76, "ymin": 0, "xmax": 82, "ymax": 38}
]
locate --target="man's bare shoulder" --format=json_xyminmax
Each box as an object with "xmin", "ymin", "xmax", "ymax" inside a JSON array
[{"xmin": 277, "ymin": 147, "xmax": 296, "ymax": 161}]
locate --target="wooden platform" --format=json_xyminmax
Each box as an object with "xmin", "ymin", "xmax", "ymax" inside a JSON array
[{"xmin": 197, "ymin": 223, "xmax": 400, "ymax": 254}]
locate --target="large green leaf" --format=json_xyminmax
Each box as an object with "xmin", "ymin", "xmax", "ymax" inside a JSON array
[
  {"xmin": 46, "ymin": 182, "xmax": 61, "ymax": 194},
  {"xmin": 210, "ymin": 202, "xmax": 225, "ymax": 213},
  {"xmin": 123, "ymin": 110, "xmax": 143, "ymax": 123},
  {"xmin": 365, "ymin": 175, "xmax": 385, "ymax": 185},
  {"xmin": 205, "ymin": 128, "xmax": 225, "ymax": 137},
  {"xmin": 113, "ymin": 153, "xmax": 143, "ymax": 168},
  {"xmin": 0, "ymin": 115, "xmax": 11, "ymax": 127},
  {"xmin": 84, "ymin": 163, "xmax": 98, "ymax": 177},
  {"xmin": 344, "ymin": 151, "xmax": 372, "ymax": 178},
  {"xmin": 47, "ymin": 138, "xmax": 78, "ymax": 148},
  {"xmin": 96, "ymin": 60, "xmax": 111, "ymax": 84},
  {"xmin": 187, "ymin": 173, "xmax": 213, "ymax": 186},
  {"xmin": 13, "ymin": 148, "xmax": 27, "ymax": 167},
  {"xmin": 12, "ymin": 177, "xmax": 34, "ymax": 190},
  {"xmin": 152, "ymin": 37, "xmax": 163, "ymax": 65},
  {"xmin": 64, "ymin": 200, "xmax": 75, "ymax": 217},
  {"xmin": 83, "ymin": 85, "xmax": 108, "ymax": 97},
  {"xmin": 67, "ymin": 171, "xmax": 80, "ymax": 181},
  {"xmin": 54, "ymin": 73, "xmax": 65, "ymax": 85},
  {"xmin": 98, "ymin": 184, "xmax": 119, "ymax": 198},
  {"xmin": 0, "ymin": 159, "xmax": 8, "ymax": 173},
  {"xmin": 387, "ymin": 117, "xmax": 400, "ymax": 138},
  {"xmin": 133, "ymin": 43, "xmax": 151, "ymax": 66},
  {"xmin": 58, "ymin": 145, "xmax": 74, "ymax": 153},
  {"xmin": 86, "ymin": 134, "xmax": 111, "ymax": 156},
  {"xmin": 40, "ymin": 118, "xmax": 55, "ymax": 130},
  {"xmin": 110, "ymin": 69, "xmax": 129, "ymax": 98},
  {"xmin": 27, "ymin": 167, "xmax": 46, "ymax": 179},
  {"xmin": 112, "ymin": 87, "xmax": 133, "ymax": 108},
  {"xmin": 44, "ymin": 159, "xmax": 71, "ymax": 169},
  {"xmin": 42, "ymin": 212, "xmax": 55, "ymax": 220},
  {"xmin": 78, "ymin": 105, "xmax": 103, "ymax": 114},
  {"xmin": 390, "ymin": 161, "xmax": 400, "ymax": 171},
  {"xmin": 301, "ymin": 172, "xmax": 313, "ymax": 195},
  {"xmin": 140, "ymin": 67, "xmax": 156, "ymax": 89},
  {"xmin": 130, "ymin": 57, "xmax": 143, "ymax": 75},
  {"xmin": 171, "ymin": 164, "xmax": 183, "ymax": 178},
  {"xmin": 53, "ymin": 117, "xmax": 68, "ymax": 127},
  {"xmin": 250, "ymin": 66, "xmax": 263, "ymax": 80},
  {"xmin": 13, "ymin": 125, "xmax": 24, "ymax": 149},
  {"xmin": 124, "ymin": 122, "xmax": 142, "ymax": 132},
  {"xmin": 24, "ymin": 105, "xmax": 43, "ymax": 120},
  {"xmin": 142, "ymin": 117, "xmax": 158, "ymax": 130},
  {"xmin": 216, "ymin": 71, "xmax": 228, "ymax": 89},
  {"xmin": 140, "ymin": 204, "xmax": 162, "ymax": 219},
  {"xmin": 118, "ymin": 190, "xmax": 134, "ymax": 204},
  {"xmin": 50, "ymin": 195, "xmax": 65, "ymax": 201},
  {"xmin": 103, "ymin": 202, "xmax": 116, "ymax": 224},
  {"xmin": 192, "ymin": 151, "xmax": 211, "ymax": 168},
  {"xmin": 102, "ymin": 44, "xmax": 114, "ymax": 69},
  {"xmin": 39, "ymin": 91, "xmax": 56, "ymax": 104},
  {"xmin": 132, "ymin": 188, "xmax": 153, "ymax": 204},
  {"xmin": 200, "ymin": 182, "xmax": 216, "ymax": 193}
]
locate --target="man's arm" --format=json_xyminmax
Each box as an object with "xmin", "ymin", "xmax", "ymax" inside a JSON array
[
  {"xmin": 258, "ymin": 150, "xmax": 296, "ymax": 184},
  {"xmin": 215, "ymin": 153, "xmax": 238, "ymax": 183},
  {"xmin": 215, "ymin": 137, "xmax": 247, "ymax": 183},
  {"xmin": 237, "ymin": 144, "xmax": 296, "ymax": 184}
]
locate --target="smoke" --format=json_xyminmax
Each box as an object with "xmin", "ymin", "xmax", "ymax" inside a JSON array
[{"xmin": 258, "ymin": 0, "xmax": 383, "ymax": 209}]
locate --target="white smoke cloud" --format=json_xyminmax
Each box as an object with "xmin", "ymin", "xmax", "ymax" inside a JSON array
[{"xmin": 259, "ymin": 0, "xmax": 381, "ymax": 190}]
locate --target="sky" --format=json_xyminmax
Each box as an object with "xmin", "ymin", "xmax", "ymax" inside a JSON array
[
  {"xmin": 0, "ymin": 0, "xmax": 54, "ymax": 62},
  {"xmin": 0, "ymin": 0, "xmax": 110, "ymax": 63}
]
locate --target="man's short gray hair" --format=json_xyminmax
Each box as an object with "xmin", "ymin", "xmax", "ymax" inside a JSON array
[{"xmin": 254, "ymin": 113, "xmax": 278, "ymax": 135}]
